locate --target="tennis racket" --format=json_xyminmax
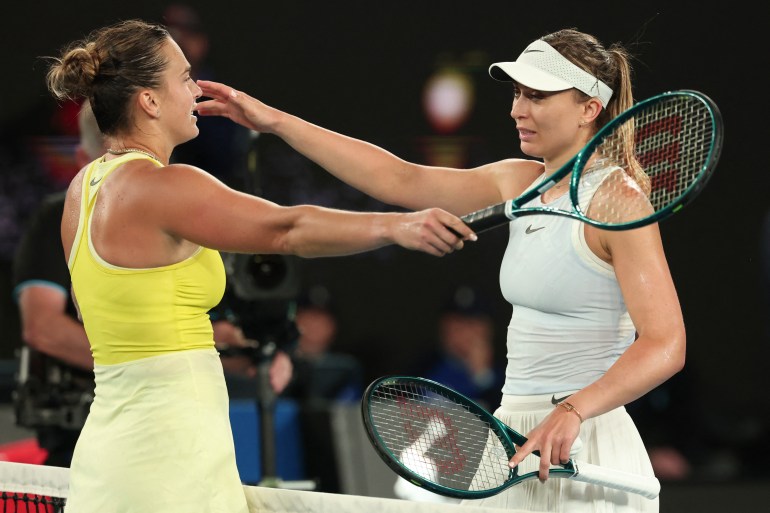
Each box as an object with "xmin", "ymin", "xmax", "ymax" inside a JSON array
[
  {"xmin": 361, "ymin": 376, "xmax": 661, "ymax": 500},
  {"xmin": 462, "ymin": 89, "xmax": 723, "ymax": 233}
]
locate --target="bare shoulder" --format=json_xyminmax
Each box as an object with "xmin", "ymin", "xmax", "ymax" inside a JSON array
[
  {"xmin": 118, "ymin": 161, "xmax": 227, "ymax": 203},
  {"xmin": 140, "ymin": 162, "xmax": 222, "ymax": 187},
  {"xmin": 484, "ymin": 158, "xmax": 544, "ymax": 198},
  {"xmin": 123, "ymin": 162, "xmax": 244, "ymax": 225}
]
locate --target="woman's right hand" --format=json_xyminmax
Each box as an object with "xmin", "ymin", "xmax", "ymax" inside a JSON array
[
  {"xmin": 393, "ymin": 208, "xmax": 476, "ymax": 257},
  {"xmin": 194, "ymin": 80, "xmax": 279, "ymax": 133}
]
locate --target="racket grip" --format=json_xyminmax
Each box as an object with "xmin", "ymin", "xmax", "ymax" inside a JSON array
[
  {"xmin": 461, "ymin": 201, "xmax": 511, "ymax": 233},
  {"xmin": 569, "ymin": 460, "xmax": 661, "ymax": 500}
]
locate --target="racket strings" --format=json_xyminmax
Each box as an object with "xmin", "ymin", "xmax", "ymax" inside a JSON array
[
  {"xmin": 577, "ymin": 95, "xmax": 715, "ymax": 225},
  {"xmin": 369, "ymin": 383, "xmax": 512, "ymax": 492}
]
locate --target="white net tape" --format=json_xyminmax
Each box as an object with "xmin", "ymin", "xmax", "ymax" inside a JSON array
[{"xmin": 0, "ymin": 461, "xmax": 521, "ymax": 513}]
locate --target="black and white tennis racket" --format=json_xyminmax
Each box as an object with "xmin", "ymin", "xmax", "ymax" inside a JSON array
[
  {"xmin": 361, "ymin": 376, "xmax": 660, "ymax": 500},
  {"xmin": 462, "ymin": 89, "xmax": 723, "ymax": 233}
]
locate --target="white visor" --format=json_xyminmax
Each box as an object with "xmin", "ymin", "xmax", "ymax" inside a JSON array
[{"xmin": 489, "ymin": 39, "xmax": 613, "ymax": 107}]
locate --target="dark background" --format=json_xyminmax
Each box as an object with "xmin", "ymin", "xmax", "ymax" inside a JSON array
[{"xmin": 1, "ymin": 0, "xmax": 768, "ymax": 489}]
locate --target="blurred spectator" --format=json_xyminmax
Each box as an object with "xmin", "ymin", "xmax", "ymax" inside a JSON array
[
  {"xmin": 416, "ymin": 286, "xmax": 504, "ymax": 412},
  {"xmin": 0, "ymin": 98, "xmax": 83, "ymax": 365},
  {"xmin": 162, "ymin": 3, "xmax": 252, "ymax": 189},
  {"xmin": 281, "ymin": 285, "xmax": 363, "ymax": 404},
  {"xmin": 11, "ymin": 102, "xmax": 102, "ymax": 466}
]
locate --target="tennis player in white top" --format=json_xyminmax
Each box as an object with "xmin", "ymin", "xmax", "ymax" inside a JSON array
[{"xmin": 196, "ymin": 28, "xmax": 684, "ymax": 512}]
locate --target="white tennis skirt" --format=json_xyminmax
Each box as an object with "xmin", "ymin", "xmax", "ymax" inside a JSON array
[
  {"xmin": 462, "ymin": 393, "xmax": 659, "ymax": 513},
  {"xmin": 65, "ymin": 349, "xmax": 248, "ymax": 513}
]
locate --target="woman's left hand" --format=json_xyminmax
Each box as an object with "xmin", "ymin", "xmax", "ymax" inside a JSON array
[
  {"xmin": 508, "ymin": 405, "xmax": 582, "ymax": 481},
  {"xmin": 194, "ymin": 80, "xmax": 280, "ymax": 133}
]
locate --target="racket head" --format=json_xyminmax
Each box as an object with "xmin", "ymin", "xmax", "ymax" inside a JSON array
[
  {"xmin": 570, "ymin": 89, "xmax": 723, "ymax": 230},
  {"xmin": 361, "ymin": 375, "xmax": 518, "ymax": 499}
]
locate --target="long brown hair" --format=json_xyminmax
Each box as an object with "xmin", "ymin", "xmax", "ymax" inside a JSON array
[{"xmin": 543, "ymin": 28, "xmax": 649, "ymax": 194}]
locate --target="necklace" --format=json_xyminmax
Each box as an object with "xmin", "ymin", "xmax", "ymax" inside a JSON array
[
  {"xmin": 107, "ymin": 147, "xmax": 162, "ymax": 162},
  {"xmin": 543, "ymin": 181, "xmax": 569, "ymax": 203}
]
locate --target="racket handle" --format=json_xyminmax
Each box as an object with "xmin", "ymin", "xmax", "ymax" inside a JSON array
[
  {"xmin": 461, "ymin": 201, "xmax": 512, "ymax": 233},
  {"xmin": 569, "ymin": 460, "xmax": 661, "ymax": 500}
]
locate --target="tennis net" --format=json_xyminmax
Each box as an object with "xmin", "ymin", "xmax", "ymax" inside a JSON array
[
  {"xmin": 0, "ymin": 461, "xmax": 68, "ymax": 512},
  {"xmin": 0, "ymin": 460, "xmax": 518, "ymax": 513}
]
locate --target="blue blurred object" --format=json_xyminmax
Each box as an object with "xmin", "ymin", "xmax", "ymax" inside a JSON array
[{"xmin": 229, "ymin": 399, "xmax": 305, "ymax": 484}]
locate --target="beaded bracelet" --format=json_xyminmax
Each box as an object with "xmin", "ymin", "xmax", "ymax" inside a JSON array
[{"xmin": 558, "ymin": 401, "xmax": 584, "ymax": 422}]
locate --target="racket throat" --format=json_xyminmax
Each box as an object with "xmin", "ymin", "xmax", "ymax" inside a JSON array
[{"xmin": 504, "ymin": 199, "xmax": 518, "ymax": 220}]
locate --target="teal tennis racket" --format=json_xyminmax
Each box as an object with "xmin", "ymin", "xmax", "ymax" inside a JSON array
[
  {"xmin": 462, "ymin": 89, "xmax": 723, "ymax": 233},
  {"xmin": 362, "ymin": 376, "xmax": 660, "ymax": 500}
]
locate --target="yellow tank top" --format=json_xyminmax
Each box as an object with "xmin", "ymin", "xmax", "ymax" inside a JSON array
[{"xmin": 68, "ymin": 153, "xmax": 226, "ymax": 365}]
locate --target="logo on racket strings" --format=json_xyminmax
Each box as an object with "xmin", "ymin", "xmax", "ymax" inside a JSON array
[
  {"xmin": 396, "ymin": 395, "xmax": 467, "ymax": 474},
  {"xmin": 635, "ymin": 113, "xmax": 683, "ymax": 195}
]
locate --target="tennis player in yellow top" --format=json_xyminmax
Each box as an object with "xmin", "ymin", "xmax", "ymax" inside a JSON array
[{"xmin": 46, "ymin": 19, "xmax": 475, "ymax": 513}]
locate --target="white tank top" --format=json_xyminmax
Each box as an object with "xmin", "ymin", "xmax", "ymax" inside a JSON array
[{"xmin": 499, "ymin": 173, "xmax": 635, "ymax": 395}]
